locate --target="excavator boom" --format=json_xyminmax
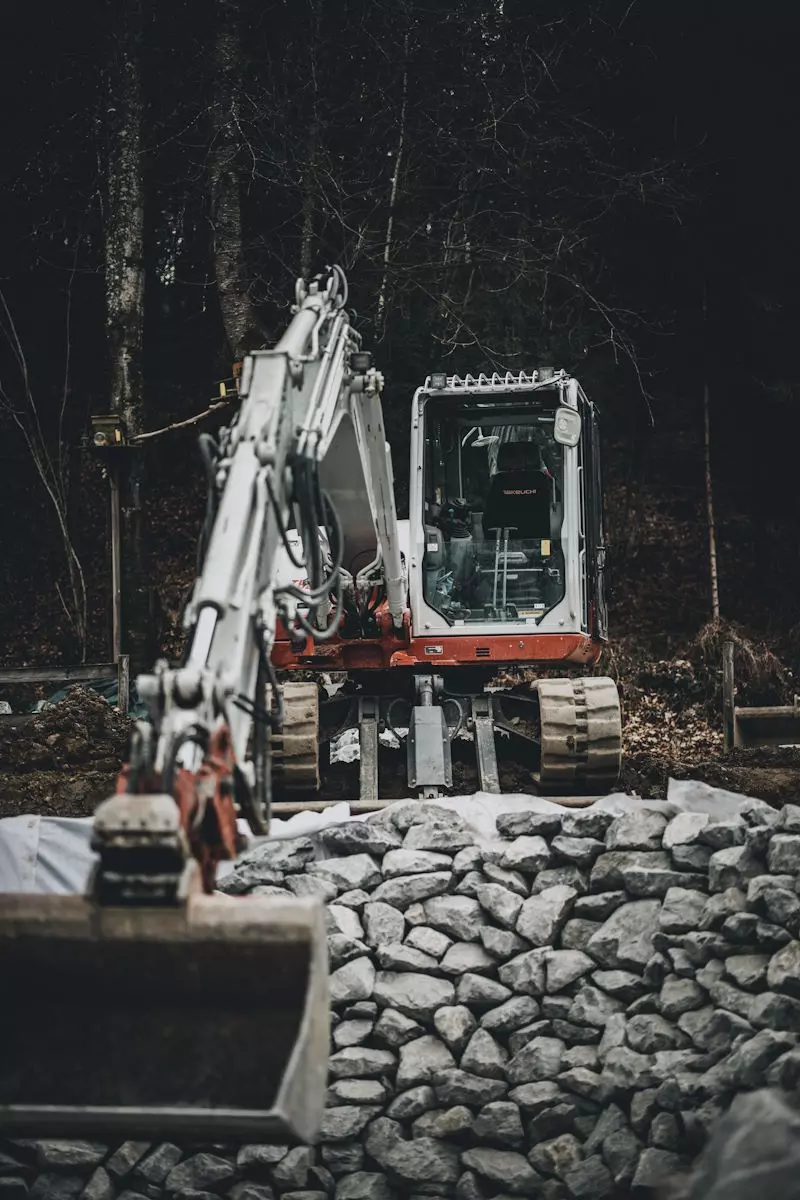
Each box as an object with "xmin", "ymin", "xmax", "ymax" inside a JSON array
[{"xmin": 0, "ymin": 267, "xmax": 395, "ymax": 1144}]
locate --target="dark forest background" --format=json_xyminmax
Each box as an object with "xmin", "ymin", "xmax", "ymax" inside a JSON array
[{"xmin": 1, "ymin": 0, "xmax": 798, "ymax": 690}]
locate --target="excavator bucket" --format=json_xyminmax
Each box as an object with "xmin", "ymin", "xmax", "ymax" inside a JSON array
[
  {"xmin": 732, "ymin": 702, "xmax": 800, "ymax": 748},
  {"xmin": 0, "ymin": 892, "xmax": 329, "ymax": 1144},
  {"xmin": 722, "ymin": 640, "xmax": 800, "ymax": 751}
]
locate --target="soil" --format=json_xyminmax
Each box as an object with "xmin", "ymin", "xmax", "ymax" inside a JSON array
[
  {"xmin": 1, "ymin": 669, "xmax": 797, "ymax": 821},
  {"xmin": 0, "ymin": 688, "xmax": 131, "ymax": 818}
]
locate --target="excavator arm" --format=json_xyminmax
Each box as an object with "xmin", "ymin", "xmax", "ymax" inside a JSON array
[{"xmin": 0, "ymin": 267, "xmax": 403, "ymax": 1144}]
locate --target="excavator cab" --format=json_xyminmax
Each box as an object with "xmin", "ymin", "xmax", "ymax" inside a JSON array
[{"xmin": 404, "ymin": 370, "xmax": 622, "ymax": 793}]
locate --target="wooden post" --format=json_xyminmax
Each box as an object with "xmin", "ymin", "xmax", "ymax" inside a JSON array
[
  {"xmin": 118, "ymin": 654, "xmax": 130, "ymax": 718},
  {"xmin": 110, "ymin": 467, "xmax": 122, "ymax": 664},
  {"xmin": 722, "ymin": 638, "xmax": 735, "ymax": 752}
]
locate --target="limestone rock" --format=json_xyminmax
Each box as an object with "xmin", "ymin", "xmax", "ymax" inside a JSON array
[
  {"xmin": 659, "ymin": 976, "xmax": 706, "ymax": 1019},
  {"xmin": 516, "ymin": 886, "xmax": 576, "ymax": 947},
  {"xmin": 371, "ymin": 874, "xmax": 453, "ymax": 910},
  {"xmin": 590, "ymin": 851, "xmax": 670, "ymax": 891},
  {"xmin": 767, "ymin": 833, "xmax": 800, "ymax": 875},
  {"xmin": 568, "ymin": 983, "xmax": 624, "ymax": 1027},
  {"xmin": 328, "ymin": 935, "xmax": 371, "ymax": 969},
  {"xmin": 412, "ymin": 1107, "xmax": 473, "ymax": 1140},
  {"xmin": 456, "ymin": 973, "xmax": 513, "ymax": 1008},
  {"xmin": 606, "ymin": 811, "xmax": 667, "ymax": 851},
  {"xmin": 423, "ymin": 896, "xmax": 488, "ymax": 942},
  {"xmin": 333, "ymin": 1174, "xmax": 393, "ymax": 1200},
  {"xmin": 461, "ymin": 1029, "xmax": 509, "ymax": 1080},
  {"xmin": 320, "ymin": 1148, "xmax": 364, "ymax": 1178},
  {"xmin": 482, "ymin": 863, "xmax": 530, "ymax": 896},
  {"xmin": 561, "ymin": 810, "xmax": 615, "ymax": 840},
  {"xmin": 319, "ymin": 1107, "xmax": 381, "ymax": 1143},
  {"xmin": 560, "ymin": 920, "xmax": 601, "ymax": 951},
  {"xmin": 405, "ymin": 927, "xmax": 452, "ymax": 959},
  {"xmin": 439, "ymin": 942, "xmax": 496, "ymax": 976},
  {"xmin": 404, "ymin": 823, "xmax": 474, "ymax": 854},
  {"xmin": 528, "ymin": 1134, "xmax": 583, "ymax": 1180},
  {"xmin": 105, "ymin": 1145, "xmax": 149, "ymax": 1180},
  {"xmin": 573, "ymin": 892, "xmax": 626, "ymax": 921},
  {"xmin": 591, "ymin": 970, "xmax": 645, "ymax": 1001},
  {"xmin": 659, "ymin": 887, "xmax": 707, "ymax": 933},
  {"xmin": 586, "ymin": 900, "xmax": 661, "ymax": 970},
  {"xmin": 376, "ymin": 943, "xmax": 441, "ymax": 974},
  {"xmin": 545, "ymin": 950, "xmax": 594, "ymax": 993},
  {"xmin": 383, "ymin": 850, "xmax": 453, "ymax": 878},
  {"xmin": 767, "ymin": 941, "xmax": 800, "ymax": 998},
  {"xmin": 506, "ymin": 1036, "xmax": 565, "ymax": 1085},
  {"xmin": 363, "ymin": 902, "xmax": 406, "ymax": 948},
  {"xmin": 164, "ymin": 1155, "xmax": 236, "ymax": 1193},
  {"xmin": 386, "ymin": 1088, "xmax": 438, "ymax": 1122},
  {"xmin": 480, "ymin": 996, "xmax": 541, "ymax": 1035},
  {"xmin": 626, "ymin": 1013, "xmax": 680, "ymax": 1054},
  {"xmin": 396, "ymin": 1036, "xmax": 457, "ymax": 1089},
  {"xmin": 36, "ymin": 1146, "xmax": 108, "ymax": 1172},
  {"xmin": 373, "ymin": 1008, "xmax": 425, "ymax": 1049},
  {"xmin": 330, "ymin": 957, "xmax": 376, "ymax": 1003},
  {"xmin": 434, "ymin": 1006, "xmax": 478, "ymax": 1054},
  {"xmin": 460, "ymin": 1150, "xmax": 541, "ymax": 1196},
  {"xmin": 498, "ymin": 836, "xmax": 551, "ymax": 874},
  {"xmin": 328, "ymin": 1046, "xmax": 397, "ymax": 1079},
  {"xmin": 480, "ymin": 927, "xmax": 529, "ymax": 959},
  {"xmin": 323, "ymin": 822, "xmax": 402, "ymax": 856},
  {"xmin": 476, "ymin": 884, "xmax": 523, "ymax": 930},
  {"xmin": 496, "ymin": 811, "xmax": 562, "ymax": 839},
  {"xmin": 530, "ymin": 867, "xmax": 587, "ymax": 895},
  {"xmin": 631, "ymin": 1149, "xmax": 683, "ymax": 1190},
  {"xmin": 309, "ymin": 855, "xmax": 382, "ymax": 892},
  {"xmin": 382, "ymin": 1139, "xmax": 460, "ymax": 1186},
  {"xmin": 498, "ymin": 949, "xmax": 548, "ymax": 996},
  {"xmin": 434, "ymin": 1070, "xmax": 508, "ymax": 1107},
  {"xmin": 135, "ymin": 1146, "xmax": 184, "ymax": 1185},
  {"xmin": 333, "ymin": 1018, "xmax": 374, "ymax": 1049},
  {"xmin": 374, "ymin": 971, "xmax": 454, "ymax": 1019},
  {"xmin": 707, "ymin": 846, "xmax": 759, "ymax": 893},
  {"xmin": 473, "ymin": 1103, "xmax": 525, "ymax": 1149},
  {"xmin": 328, "ymin": 1079, "xmax": 388, "ymax": 1106},
  {"xmin": 663, "ymin": 812, "xmax": 709, "ymax": 848}
]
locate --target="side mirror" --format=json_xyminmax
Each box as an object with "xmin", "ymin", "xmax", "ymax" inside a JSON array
[{"xmin": 553, "ymin": 407, "xmax": 581, "ymax": 447}]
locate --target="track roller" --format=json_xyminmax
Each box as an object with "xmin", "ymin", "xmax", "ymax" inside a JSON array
[
  {"xmin": 534, "ymin": 676, "xmax": 622, "ymax": 791},
  {"xmin": 272, "ymin": 682, "xmax": 320, "ymax": 791}
]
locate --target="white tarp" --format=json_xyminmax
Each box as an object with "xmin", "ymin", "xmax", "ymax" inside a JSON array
[{"xmin": 0, "ymin": 779, "xmax": 772, "ymax": 896}]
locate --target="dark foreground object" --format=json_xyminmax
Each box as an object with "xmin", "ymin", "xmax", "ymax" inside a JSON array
[{"xmin": 0, "ymin": 892, "xmax": 328, "ymax": 1143}]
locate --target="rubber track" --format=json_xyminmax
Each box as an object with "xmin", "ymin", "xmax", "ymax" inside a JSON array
[
  {"xmin": 535, "ymin": 676, "xmax": 622, "ymax": 790},
  {"xmin": 272, "ymin": 682, "xmax": 320, "ymax": 791}
]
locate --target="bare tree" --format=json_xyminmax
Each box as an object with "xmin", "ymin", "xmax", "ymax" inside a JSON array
[
  {"xmin": 704, "ymin": 378, "xmax": 721, "ymax": 622},
  {"xmin": 208, "ymin": 0, "xmax": 266, "ymax": 362},
  {"xmin": 106, "ymin": 0, "xmax": 151, "ymax": 671},
  {"xmin": 0, "ymin": 292, "xmax": 88, "ymax": 658},
  {"xmin": 375, "ymin": 23, "xmax": 410, "ymax": 332}
]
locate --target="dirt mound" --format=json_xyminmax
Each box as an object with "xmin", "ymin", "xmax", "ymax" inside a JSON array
[{"xmin": 0, "ymin": 687, "xmax": 132, "ymax": 818}]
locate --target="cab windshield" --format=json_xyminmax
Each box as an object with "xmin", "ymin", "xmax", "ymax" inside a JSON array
[{"xmin": 422, "ymin": 401, "xmax": 566, "ymax": 624}]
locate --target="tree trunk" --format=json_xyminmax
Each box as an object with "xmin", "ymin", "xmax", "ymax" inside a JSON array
[
  {"xmin": 106, "ymin": 0, "xmax": 152, "ymax": 673},
  {"xmin": 701, "ymin": 280, "xmax": 720, "ymax": 623},
  {"xmin": 704, "ymin": 378, "xmax": 721, "ymax": 622},
  {"xmin": 375, "ymin": 27, "xmax": 410, "ymax": 332},
  {"xmin": 209, "ymin": 0, "xmax": 265, "ymax": 362}
]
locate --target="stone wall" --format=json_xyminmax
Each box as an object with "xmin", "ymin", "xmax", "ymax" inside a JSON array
[{"xmin": 5, "ymin": 798, "xmax": 800, "ymax": 1200}]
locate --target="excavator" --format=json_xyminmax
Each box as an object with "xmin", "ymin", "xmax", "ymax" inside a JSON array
[{"xmin": 0, "ymin": 267, "xmax": 621, "ymax": 1146}]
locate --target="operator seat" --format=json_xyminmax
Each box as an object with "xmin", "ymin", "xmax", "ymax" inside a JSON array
[{"xmin": 483, "ymin": 442, "xmax": 551, "ymax": 539}]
